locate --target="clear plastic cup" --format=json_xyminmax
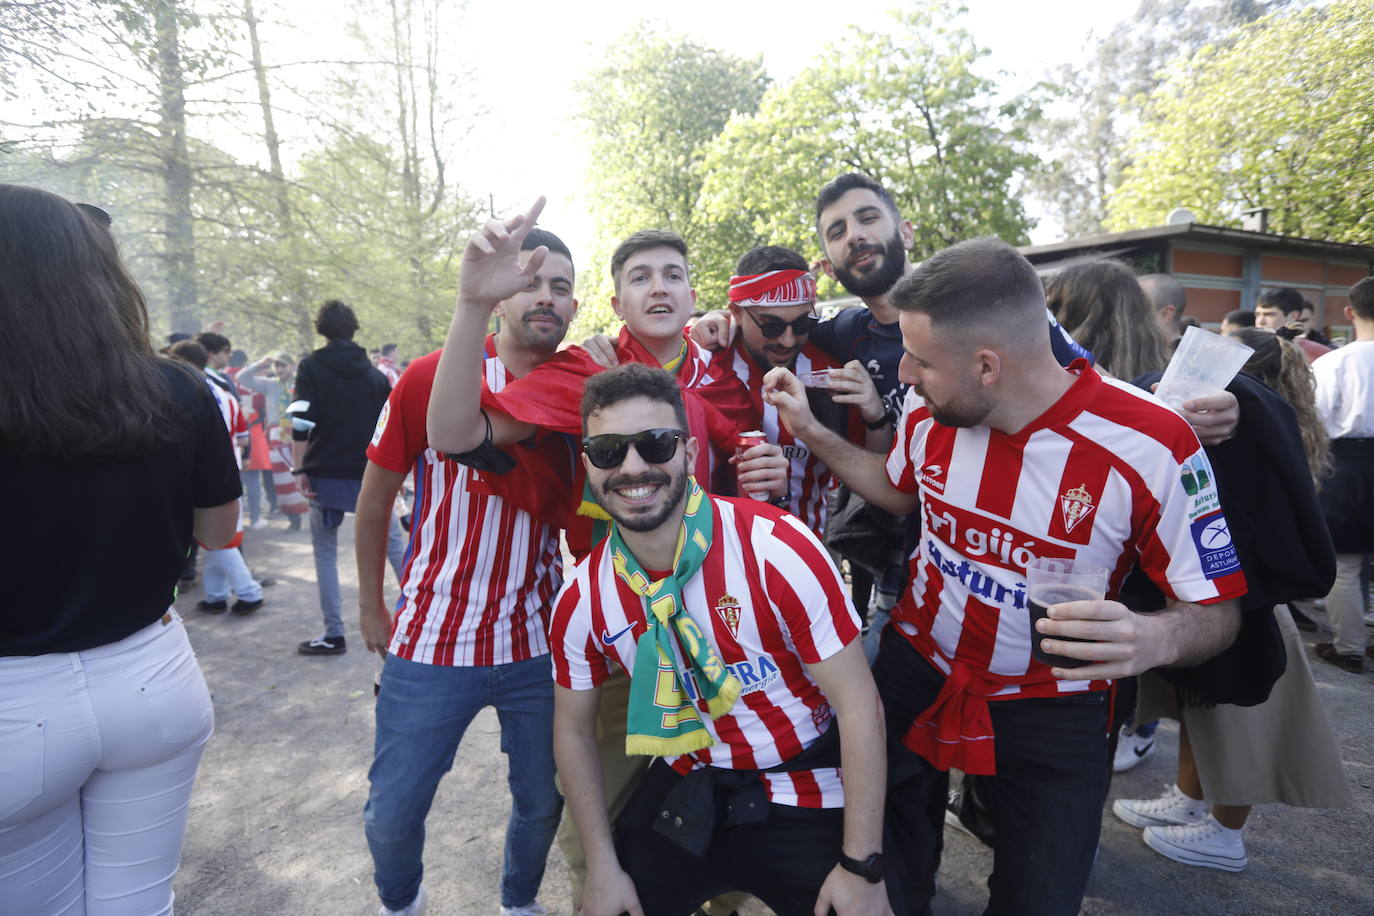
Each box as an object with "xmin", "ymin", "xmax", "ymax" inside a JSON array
[
  {"xmin": 1153, "ymin": 326, "xmax": 1254, "ymax": 410},
  {"xmin": 1024, "ymin": 557, "xmax": 1110, "ymax": 669}
]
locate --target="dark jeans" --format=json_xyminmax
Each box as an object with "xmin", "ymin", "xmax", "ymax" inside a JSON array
[
  {"xmin": 873, "ymin": 627, "xmax": 1109, "ymax": 916},
  {"xmin": 614, "ymin": 759, "xmax": 893, "ymax": 916}
]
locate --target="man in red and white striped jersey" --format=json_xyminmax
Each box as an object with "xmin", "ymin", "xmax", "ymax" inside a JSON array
[
  {"xmin": 764, "ymin": 238, "xmax": 1246, "ymax": 916},
  {"xmin": 716, "ymin": 245, "xmax": 891, "ymax": 537},
  {"xmin": 552, "ymin": 364, "xmax": 894, "ymax": 916},
  {"xmin": 353, "ymin": 228, "xmax": 576, "ymax": 916}
]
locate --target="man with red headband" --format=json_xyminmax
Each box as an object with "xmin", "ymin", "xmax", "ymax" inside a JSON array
[{"xmin": 718, "ymin": 245, "xmax": 891, "ymax": 536}]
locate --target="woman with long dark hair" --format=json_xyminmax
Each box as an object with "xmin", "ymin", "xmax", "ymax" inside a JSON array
[
  {"xmin": 0, "ymin": 184, "xmax": 242, "ymax": 913},
  {"xmin": 1045, "ymin": 259, "xmax": 1172, "ymax": 380}
]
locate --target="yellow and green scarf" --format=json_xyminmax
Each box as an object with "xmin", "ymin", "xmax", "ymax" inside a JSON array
[{"xmin": 610, "ymin": 478, "xmax": 742, "ymax": 756}]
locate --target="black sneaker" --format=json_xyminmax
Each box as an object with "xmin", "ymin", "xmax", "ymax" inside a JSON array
[
  {"xmin": 196, "ymin": 599, "xmax": 228, "ymax": 614},
  {"xmin": 231, "ymin": 598, "xmax": 265, "ymax": 615},
  {"xmin": 297, "ymin": 635, "xmax": 346, "ymax": 655}
]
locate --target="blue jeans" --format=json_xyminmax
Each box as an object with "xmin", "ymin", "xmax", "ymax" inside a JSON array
[
  {"xmin": 308, "ymin": 486, "xmax": 406, "ymax": 638},
  {"xmin": 364, "ymin": 653, "xmax": 562, "ymax": 910},
  {"xmin": 203, "ymin": 546, "xmax": 262, "ymax": 603},
  {"xmin": 874, "ymin": 628, "xmax": 1108, "ymax": 916}
]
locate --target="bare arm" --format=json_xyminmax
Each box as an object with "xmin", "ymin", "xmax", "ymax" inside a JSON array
[
  {"xmin": 763, "ymin": 367, "xmax": 915, "ymax": 516},
  {"xmin": 553, "ymin": 684, "xmax": 644, "ymax": 916},
  {"xmin": 806, "ymin": 640, "xmax": 893, "ymax": 915},
  {"xmin": 193, "ymin": 500, "xmax": 241, "ymax": 549},
  {"xmin": 1037, "ymin": 597, "xmax": 1241, "ymax": 681},
  {"xmin": 356, "ymin": 462, "xmax": 406, "ymax": 657},
  {"xmin": 428, "ymin": 203, "xmax": 547, "ymax": 453}
]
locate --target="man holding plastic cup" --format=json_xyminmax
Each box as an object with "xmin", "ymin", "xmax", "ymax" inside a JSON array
[{"xmin": 762, "ymin": 238, "xmax": 1248, "ymax": 916}]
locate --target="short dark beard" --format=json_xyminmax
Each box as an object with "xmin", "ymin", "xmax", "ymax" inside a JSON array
[
  {"xmin": 831, "ymin": 228, "xmax": 907, "ymax": 299},
  {"xmin": 593, "ymin": 463, "xmax": 689, "ymax": 534}
]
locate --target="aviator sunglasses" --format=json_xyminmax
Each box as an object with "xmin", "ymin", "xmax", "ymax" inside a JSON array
[
  {"xmin": 582, "ymin": 428, "xmax": 685, "ymax": 469},
  {"xmin": 742, "ymin": 308, "xmax": 820, "ymax": 340}
]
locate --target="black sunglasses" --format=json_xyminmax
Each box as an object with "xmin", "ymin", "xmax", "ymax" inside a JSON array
[
  {"xmin": 583, "ymin": 428, "xmax": 685, "ymax": 469},
  {"xmin": 742, "ymin": 308, "xmax": 819, "ymax": 340}
]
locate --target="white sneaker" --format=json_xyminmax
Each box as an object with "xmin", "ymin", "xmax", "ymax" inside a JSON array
[
  {"xmin": 250, "ymin": 518, "xmax": 270, "ymax": 530},
  {"xmin": 1112, "ymin": 727, "xmax": 1157, "ymax": 773},
  {"xmin": 1143, "ymin": 816, "xmax": 1247, "ymax": 872},
  {"xmin": 500, "ymin": 901, "xmax": 549, "ymax": 916},
  {"xmin": 380, "ymin": 884, "xmax": 428, "ymax": 916},
  {"xmin": 1112, "ymin": 784, "xmax": 1208, "ymax": 829}
]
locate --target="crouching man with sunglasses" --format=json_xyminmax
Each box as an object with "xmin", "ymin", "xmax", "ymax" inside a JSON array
[{"xmin": 552, "ymin": 362, "xmax": 898, "ymax": 916}]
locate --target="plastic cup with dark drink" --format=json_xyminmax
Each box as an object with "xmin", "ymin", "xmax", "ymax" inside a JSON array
[{"xmin": 1025, "ymin": 557, "xmax": 1110, "ymax": 669}]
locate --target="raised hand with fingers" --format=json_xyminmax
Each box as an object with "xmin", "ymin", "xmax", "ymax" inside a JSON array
[{"xmin": 459, "ymin": 196, "xmax": 548, "ymax": 308}]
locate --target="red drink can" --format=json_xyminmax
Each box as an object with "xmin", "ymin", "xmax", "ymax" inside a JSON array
[{"xmin": 735, "ymin": 430, "xmax": 769, "ymax": 500}]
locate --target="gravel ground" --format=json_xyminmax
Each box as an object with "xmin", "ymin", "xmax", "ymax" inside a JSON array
[{"xmin": 171, "ymin": 518, "xmax": 1374, "ymax": 915}]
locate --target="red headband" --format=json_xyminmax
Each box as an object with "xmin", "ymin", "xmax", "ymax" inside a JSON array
[{"xmin": 727, "ymin": 270, "xmax": 817, "ymax": 308}]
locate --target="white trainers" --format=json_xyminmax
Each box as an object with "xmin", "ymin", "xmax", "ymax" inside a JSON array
[
  {"xmin": 1143, "ymin": 816, "xmax": 1248, "ymax": 872},
  {"xmin": 1112, "ymin": 784, "xmax": 1208, "ymax": 829},
  {"xmin": 379, "ymin": 884, "xmax": 428, "ymax": 916},
  {"xmin": 249, "ymin": 518, "xmax": 270, "ymax": 530},
  {"xmin": 500, "ymin": 901, "xmax": 550, "ymax": 916},
  {"xmin": 1112, "ymin": 727, "xmax": 1157, "ymax": 773}
]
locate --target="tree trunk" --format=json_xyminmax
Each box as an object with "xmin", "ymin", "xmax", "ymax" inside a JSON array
[
  {"xmin": 242, "ymin": 0, "xmax": 311, "ymax": 346},
  {"xmin": 154, "ymin": 0, "xmax": 198, "ymax": 333}
]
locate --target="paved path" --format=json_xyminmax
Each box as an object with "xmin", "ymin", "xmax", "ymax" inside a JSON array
[{"xmin": 172, "ymin": 519, "xmax": 1373, "ymax": 915}]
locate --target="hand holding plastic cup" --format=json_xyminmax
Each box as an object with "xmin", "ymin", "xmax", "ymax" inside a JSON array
[
  {"xmin": 1153, "ymin": 326, "xmax": 1253, "ymax": 411},
  {"xmin": 1025, "ymin": 557, "xmax": 1110, "ymax": 669}
]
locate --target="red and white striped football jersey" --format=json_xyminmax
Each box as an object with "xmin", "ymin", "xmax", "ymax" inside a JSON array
[
  {"xmin": 885, "ymin": 363, "xmax": 1247, "ymax": 700},
  {"xmin": 719, "ymin": 342, "xmax": 852, "ymax": 535},
  {"xmin": 550, "ymin": 496, "xmax": 861, "ymax": 808},
  {"xmin": 207, "ymin": 372, "xmax": 248, "ymax": 470},
  {"xmin": 367, "ymin": 343, "xmax": 564, "ymax": 667}
]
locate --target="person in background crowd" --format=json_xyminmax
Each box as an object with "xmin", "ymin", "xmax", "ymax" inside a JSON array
[
  {"xmin": 376, "ymin": 342, "xmax": 403, "ymax": 386},
  {"xmin": 1112, "ymin": 326, "xmax": 1351, "ymax": 873},
  {"xmin": 168, "ymin": 339, "xmax": 265, "ymax": 615},
  {"xmin": 197, "ymin": 331, "xmax": 239, "ymax": 397},
  {"xmin": 1046, "ymin": 260, "xmax": 1170, "ymax": 381},
  {"xmin": 239, "ymin": 351, "xmax": 308, "ymax": 528},
  {"xmin": 293, "ymin": 300, "xmax": 406, "ymax": 656},
  {"xmin": 764, "ymin": 238, "xmax": 1246, "ymax": 916},
  {"xmin": 1221, "ymin": 309, "xmax": 1256, "ymax": 335},
  {"xmin": 1139, "ymin": 272, "xmax": 1188, "ymax": 345},
  {"xmin": 356, "ymin": 228, "xmax": 576, "ymax": 916},
  {"xmin": 1311, "ymin": 276, "xmax": 1374, "ymax": 673},
  {"xmin": 0, "ymin": 183, "xmax": 240, "ymax": 913},
  {"xmin": 1255, "ymin": 288, "xmax": 1332, "ymax": 363}
]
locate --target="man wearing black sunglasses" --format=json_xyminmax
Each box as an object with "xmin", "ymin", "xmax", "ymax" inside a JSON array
[
  {"xmin": 552, "ymin": 363, "xmax": 897, "ymax": 916},
  {"xmin": 717, "ymin": 245, "xmax": 892, "ymax": 537}
]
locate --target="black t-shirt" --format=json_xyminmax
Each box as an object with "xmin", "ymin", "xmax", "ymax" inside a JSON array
[{"xmin": 0, "ymin": 362, "xmax": 242, "ymax": 655}]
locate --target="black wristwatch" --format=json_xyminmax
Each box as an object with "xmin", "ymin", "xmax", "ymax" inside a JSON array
[
  {"xmin": 864, "ymin": 402, "xmax": 897, "ymax": 430},
  {"xmin": 838, "ymin": 851, "xmax": 885, "ymax": 883}
]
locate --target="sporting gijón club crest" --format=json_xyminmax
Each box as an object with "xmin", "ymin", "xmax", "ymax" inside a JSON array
[
  {"xmin": 1060, "ymin": 484, "xmax": 1096, "ymax": 534},
  {"xmin": 715, "ymin": 594, "xmax": 741, "ymax": 639}
]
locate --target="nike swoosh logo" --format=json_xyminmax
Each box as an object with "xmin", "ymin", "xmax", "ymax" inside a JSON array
[
  {"xmin": 1134, "ymin": 744, "xmax": 1153, "ymax": 758},
  {"xmin": 601, "ymin": 623, "xmax": 637, "ymax": 644}
]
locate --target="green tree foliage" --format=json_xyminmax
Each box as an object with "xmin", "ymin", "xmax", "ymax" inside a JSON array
[
  {"xmin": 1107, "ymin": 0, "xmax": 1374, "ymax": 243},
  {"xmin": 696, "ymin": 6, "xmax": 1040, "ymax": 302},
  {"xmin": 574, "ymin": 24, "xmax": 769, "ymax": 333}
]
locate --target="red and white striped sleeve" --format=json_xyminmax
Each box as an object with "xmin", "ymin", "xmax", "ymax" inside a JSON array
[
  {"xmin": 886, "ymin": 387, "xmax": 928, "ymax": 494},
  {"xmin": 548, "ymin": 564, "xmax": 609, "ymax": 690}
]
